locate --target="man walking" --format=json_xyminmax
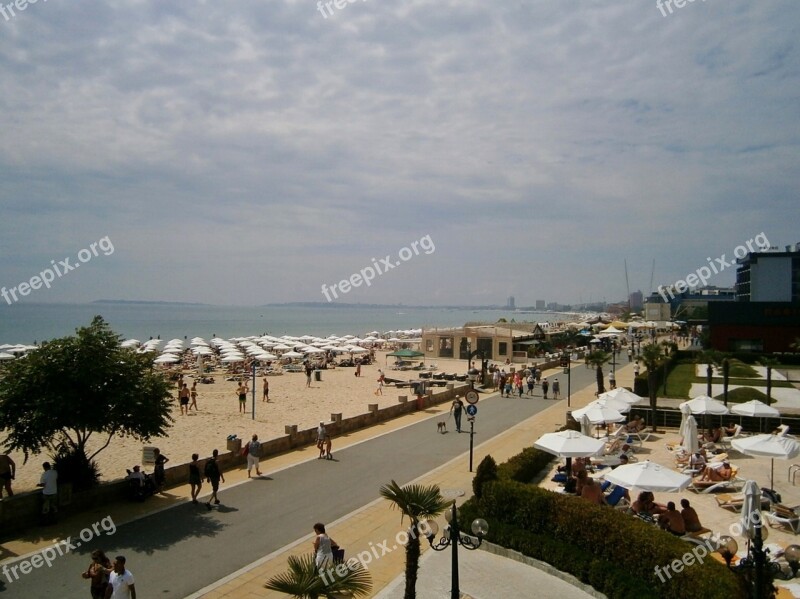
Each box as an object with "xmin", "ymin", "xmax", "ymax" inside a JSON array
[
  {"xmin": 552, "ymin": 378, "xmax": 560, "ymax": 400},
  {"xmin": 38, "ymin": 461, "xmax": 58, "ymax": 523},
  {"xmin": 450, "ymin": 396, "xmax": 464, "ymax": 433},
  {"xmin": 204, "ymin": 449, "xmax": 224, "ymax": 510},
  {"xmin": 107, "ymin": 555, "xmax": 136, "ymax": 599},
  {"xmin": 542, "ymin": 378, "xmax": 549, "ymax": 399},
  {"xmin": 246, "ymin": 434, "xmax": 262, "ymax": 477}
]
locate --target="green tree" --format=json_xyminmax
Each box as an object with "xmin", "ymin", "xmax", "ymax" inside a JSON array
[
  {"xmin": 586, "ymin": 350, "xmax": 611, "ymax": 395},
  {"xmin": 379, "ymin": 480, "xmax": 450, "ymax": 599},
  {"xmin": 264, "ymin": 553, "xmax": 372, "ymax": 599},
  {"xmin": 640, "ymin": 342, "xmax": 669, "ymax": 433},
  {"xmin": 758, "ymin": 356, "xmax": 780, "ymax": 405},
  {"xmin": 0, "ymin": 316, "xmax": 174, "ymax": 487},
  {"xmin": 696, "ymin": 349, "xmax": 724, "ymax": 397}
]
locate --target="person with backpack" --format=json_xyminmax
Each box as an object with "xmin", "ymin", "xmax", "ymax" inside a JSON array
[
  {"xmin": 204, "ymin": 449, "xmax": 224, "ymax": 510},
  {"xmin": 246, "ymin": 434, "xmax": 262, "ymax": 478}
]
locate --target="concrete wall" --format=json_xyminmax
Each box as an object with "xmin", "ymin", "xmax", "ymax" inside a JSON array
[{"xmin": 0, "ymin": 383, "xmax": 468, "ymax": 538}]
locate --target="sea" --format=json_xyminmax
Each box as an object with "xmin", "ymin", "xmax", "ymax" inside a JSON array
[{"xmin": 0, "ymin": 303, "xmax": 575, "ymax": 345}]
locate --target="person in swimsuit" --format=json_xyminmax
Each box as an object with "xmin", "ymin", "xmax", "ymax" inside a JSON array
[
  {"xmin": 178, "ymin": 384, "xmax": 190, "ymax": 415},
  {"xmin": 262, "ymin": 377, "xmax": 270, "ymax": 402},
  {"xmin": 188, "ymin": 453, "xmax": 202, "ymax": 504},
  {"xmin": 236, "ymin": 381, "xmax": 248, "ymax": 413},
  {"xmin": 189, "ymin": 382, "xmax": 198, "ymax": 411}
]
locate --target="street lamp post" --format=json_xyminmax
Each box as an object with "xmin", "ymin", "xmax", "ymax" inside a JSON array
[
  {"xmin": 425, "ymin": 501, "xmax": 489, "ymax": 599},
  {"xmin": 467, "ymin": 368, "xmax": 480, "ymax": 472},
  {"xmin": 560, "ymin": 352, "xmax": 571, "ymax": 408}
]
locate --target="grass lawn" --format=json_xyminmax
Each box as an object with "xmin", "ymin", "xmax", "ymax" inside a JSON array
[{"xmin": 657, "ymin": 362, "xmax": 791, "ymax": 399}]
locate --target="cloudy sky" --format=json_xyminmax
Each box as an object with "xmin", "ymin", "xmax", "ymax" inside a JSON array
[{"xmin": 0, "ymin": 0, "xmax": 798, "ymax": 307}]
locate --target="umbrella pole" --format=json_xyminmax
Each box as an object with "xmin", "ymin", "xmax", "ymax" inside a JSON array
[{"xmin": 772, "ymin": 458, "xmax": 775, "ymax": 491}]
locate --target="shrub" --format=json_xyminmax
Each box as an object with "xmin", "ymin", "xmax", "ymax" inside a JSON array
[
  {"xmin": 495, "ymin": 447, "xmax": 553, "ymax": 484},
  {"xmin": 466, "ymin": 453, "xmax": 746, "ymax": 599},
  {"xmin": 51, "ymin": 444, "xmax": 100, "ymax": 491},
  {"xmin": 472, "ymin": 455, "xmax": 498, "ymax": 499}
]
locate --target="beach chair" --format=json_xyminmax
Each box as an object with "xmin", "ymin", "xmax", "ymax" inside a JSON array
[
  {"xmin": 689, "ymin": 466, "xmax": 744, "ymax": 494},
  {"xmin": 715, "ymin": 493, "xmax": 770, "ymax": 512},
  {"xmin": 766, "ymin": 504, "xmax": 800, "ymax": 534},
  {"xmin": 719, "ymin": 424, "xmax": 743, "ymax": 450}
]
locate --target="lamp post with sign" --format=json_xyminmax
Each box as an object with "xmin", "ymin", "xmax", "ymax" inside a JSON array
[
  {"xmin": 466, "ymin": 368, "xmax": 480, "ymax": 471},
  {"xmin": 560, "ymin": 352, "xmax": 571, "ymax": 407}
]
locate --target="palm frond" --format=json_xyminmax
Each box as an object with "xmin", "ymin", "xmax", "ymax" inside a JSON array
[
  {"xmin": 264, "ymin": 553, "xmax": 372, "ymax": 599},
  {"xmin": 380, "ymin": 480, "xmax": 449, "ymax": 522}
]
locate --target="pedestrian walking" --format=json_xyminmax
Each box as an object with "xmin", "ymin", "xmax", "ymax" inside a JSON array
[
  {"xmin": 306, "ymin": 362, "xmax": 314, "ymax": 388},
  {"xmin": 313, "ymin": 523, "xmax": 336, "ymax": 569},
  {"xmin": 38, "ymin": 461, "xmax": 58, "ymax": 523},
  {"xmin": 81, "ymin": 549, "xmax": 112, "ymax": 599},
  {"xmin": 542, "ymin": 378, "xmax": 549, "ymax": 399},
  {"xmin": 324, "ymin": 431, "xmax": 333, "ymax": 460},
  {"xmin": 0, "ymin": 451, "xmax": 15, "ymax": 498},
  {"xmin": 526, "ymin": 374, "xmax": 535, "ymax": 396},
  {"xmin": 375, "ymin": 370, "xmax": 385, "ymax": 395},
  {"xmin": 355, "ymin": 360, "xmax": 362, "ymax": 377},
  {"xmin": 204, "ymin": 449, "xmax": 224, "ymax": 509},
  {"xmin": 236, "ymin": 380, "xmax": 248, "ymax": 413},
  {"xmin": 450, "ymin": 396, "xmax": 464, "ymax": 433},
  {"xmin": 317, "ymin": 422, "xmax": 327, "ymax": 458},
  {"xmin": 189, "ymin": 382, "xmax": 199, "ymax": 411},
  {"xmin": 609, "ymin": 372, "xmax": 616, "ymax": 389},
  {"xmin": 552, "ymin": 379, "xmax": 561, "ymax": 400},
  {"xmin": 178, "ymin": 383, "xmax": 190, "ymax": 415},
  {"xmin": 262, "ymin": 377, "xmax": 270, "ymax": 402},
  {"xmin": 107, "ymin": 555, "xmax": 136, "ymax": 599},
  {"xmin": 246, "ymin": 434, "xmax": 262, "ymax": 477},
  {"xmin": 535, "ymin": 368, "xmax": 542, "ymax": 384},
  {"xmin": 189, "ymin": 453, "xmax": 202, "ymax": 504},
  {"xmin": 153, "ymin": 448, "xmax": 169, "ymax": 492}
]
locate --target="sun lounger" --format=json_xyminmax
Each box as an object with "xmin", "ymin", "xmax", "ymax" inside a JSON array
[
  {"xmin": 719, "ymin": 424, "xmax": 744, "ymax": 449},
  {"xmin": 766, "ymin": 504, "xmax": 800, "ymax": 534},
  {"xmin": 715, "ymin": 493, "xmax": 770, "ymax": 512},
  {"xmin": 605, "ymin": 485, "xmax": 630, "ymax": 509},
  {"xmin": 689, "ymin": 466, "xmax": 744, "ymax": 494}
]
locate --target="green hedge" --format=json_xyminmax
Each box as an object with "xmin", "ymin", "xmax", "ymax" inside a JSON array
[{"xmin": 464, "ymin": 454, "xmax": 746, "ymax": 599}]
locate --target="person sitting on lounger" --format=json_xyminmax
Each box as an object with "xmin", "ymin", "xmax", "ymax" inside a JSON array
[
  {"xmin": 703, "ymin": 427, "xmax": 723, "ymax": 444},
  {"xmin": 680, "ymin": 499, "xmax": 703, "ymax": 533},
  {"xmin": 696, "ymin": 460, "xmax": 732, "ymax": 482},
  {"xmin": 724, "ymin": 422, "xmax": 738, "ymax": 436},
  {"xmin": 580, "ymin": 477, "xmax": 606, "ymax": 505},
  {"xmin": 658, "ymin": 502, "xmax": 686, "ymax": 536},
  {"xmin": 632, "ymin": 491, "xmax": 666, "ymax": 517},
  {"xmin": 627, "ymin": 416, "xmax": 644, "ymax": 433}
]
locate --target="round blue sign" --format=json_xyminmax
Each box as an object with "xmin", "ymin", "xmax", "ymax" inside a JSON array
[{"xmin": 466, "ymin": 404, "xmax": 478, "ymax": 417}]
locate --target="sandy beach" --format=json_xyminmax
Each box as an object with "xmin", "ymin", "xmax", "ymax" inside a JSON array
[{"xmin": 3, "ymin": 350, "xmax": 484, "ymax": 494}]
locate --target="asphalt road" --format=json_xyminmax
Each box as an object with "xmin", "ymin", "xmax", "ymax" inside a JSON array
[{"xmin": 0, "ymin": 364, "xmax": 600, "ymax": 598}]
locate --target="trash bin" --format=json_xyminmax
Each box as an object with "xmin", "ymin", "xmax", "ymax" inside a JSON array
[{"xmin": 314, "ymin": 370, "xmax": 322, "ymax": 382}]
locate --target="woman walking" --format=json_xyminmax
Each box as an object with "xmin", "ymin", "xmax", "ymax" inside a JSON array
[
  {"xmin": 81, "ymin": 549, "xmax": 111, "ymax": 599},
  {"xmin": 313, "ymin": 522, "xmax": 336, "ymax": 569},
  {"xmin": 188, "ymin": 453, "xmax": 202, "ymax": 504}
]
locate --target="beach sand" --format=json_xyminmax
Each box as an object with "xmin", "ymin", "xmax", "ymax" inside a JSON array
[{"xmin": 4, "ymin": 351, "xmax": 482, "ymax": 494}]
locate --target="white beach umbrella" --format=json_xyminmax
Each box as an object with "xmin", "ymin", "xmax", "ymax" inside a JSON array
[
  {"xmin": 741, "ymin": 479, "xmax": 764, "ymax": 541},
  {"xmin": 680, "ymin": 415, "xmax": 699, "ymax": 454},
  {"xmin": 589, "ymin": 397, "xmax": 631, "ymax": 414},
  {"xmin": 349, "ymin": 347, "xmax": 369, "ymax": 354},
  {"xmin": 272, "ymin": 344, "xmax": 291, "ymax": 351},
  {"xmin": 731, "ymin": 400, "xmax": 780, "ymax": 418},
  {"xmin": 580, "ymin": 414, "xmax": 594, "ymax": 438},
  {"xmin": 304, "ymin": 347, "xmax": 325, "ymax": 354},
  {"xmin": 533, "ymin": 430, "xmax": 605, "ymax": 458},
  {"xmin": 679, "ymin": 402, "xmax": 692, "ymax": 436},
  {"xmin": 0, "ymin": 352, "xmax": 16, "ymax": 360},
  {"xmin": 282, "ymin": 351, "xmax": 304, "ymax": 359},
  {"xmin": 602, "ymin": 460, "xmax": 691, "ymax": 493},
  {"xmin": 154, "ymin": 354, "xmax": 180, "ymax": 364},
  {"xmin": 599, "ymin": 388, "xmax": 644, "ymax": 405},
  {"xmin": 571, "ymin": 404, "xmax": 625, "ymax": 425},
  {"xmin": 732, "ymin": 434, "xmax": 800, "ymax": 490},
  {"xmin": 679, "ymin": 395, "xmax": 730, "ymax": 416},
  {"xmin": 221, "ymin": 355, "xmax": 244, "ymax": 363}
]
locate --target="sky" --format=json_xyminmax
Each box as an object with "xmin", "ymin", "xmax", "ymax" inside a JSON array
[{"xmin": 0, "ymin": 0, "xmax": 798, "ymax": 308}]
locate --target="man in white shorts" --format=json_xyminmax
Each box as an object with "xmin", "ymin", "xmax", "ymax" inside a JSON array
[{"xmin": 247, "ymin": 434, "xmax": 262, "ymax": 477}]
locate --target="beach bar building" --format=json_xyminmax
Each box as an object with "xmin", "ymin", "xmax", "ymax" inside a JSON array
[{"xmin": 421, "ymin": 325, "xmax": 545, "ymax": 363}]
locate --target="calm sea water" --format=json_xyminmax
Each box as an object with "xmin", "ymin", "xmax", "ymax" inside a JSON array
[{"xmin": 0, "ymin": 303, "xmax": 570, "ymax": 344}]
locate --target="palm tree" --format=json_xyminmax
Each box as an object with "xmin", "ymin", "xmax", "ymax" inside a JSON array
[
  {"xmin": 758, "ymin": 356, "xmax": 780, "ymax": 405},
  {"xmin": 696, "ymin": 349, "xmax": 724, "ymax": 396},
  {"xmin": 640, "ymin": 342, "xmax": 669, "ymax": 433},
  {"xmin": 586, "ymin": 350, "xmax": 611, "ymax": 395},
  {"xmin": 264, "ymin": 553, "xmax": 372, "ymax": 599},
  {"xmin": 379, "ymin": 480, "xmax": 450, "ymax": 599}
]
